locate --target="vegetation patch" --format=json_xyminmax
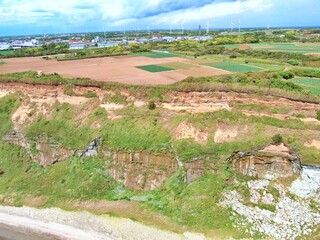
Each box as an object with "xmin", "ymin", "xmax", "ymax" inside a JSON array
[
  {"xmin": 0, "ymin": 50, "xmax": 14, "ymax": 55},
  {"xmin": 289, "ymin": 78, "xmax": 320, "ymax": 96},
  {"xmin": 205, "ymin": 62, "xmax": 263, "ymax": 73},
  {"xmin": 132, "ymin": 51, "xmax": 179, "ymax": 58},
  {"xmin": 0, "ymin": 93, "xmax": 22, "ymax": 137},
  {"xmin": 0, "ymin": 62, "xmax": 5, "ymax": 65},
  {"xmin": 136, "ymin": 65, "xmax": 174, "ymax": 73},
  {"xmin": 247, "ymin": 43, "xmax": 320, "ymax": 54}
]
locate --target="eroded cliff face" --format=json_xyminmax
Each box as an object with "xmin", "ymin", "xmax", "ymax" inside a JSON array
[
  {"xmin": 105, "ymin": 150, "xmax": 178, "ymax": 191},
  {"xmin": 227, "ymin": 143, "xmax": 301, "ymax": 179},
  {"xmin": 104, "ymin": 150, "xmax": 207, "ymax": 191},
  {"xmin": 2, "ymin": 132, "xmax": 207, "ymax": 190},
  {"xmin": 3, "ymin": 131, "xmax": 72, "ymax": 166}
]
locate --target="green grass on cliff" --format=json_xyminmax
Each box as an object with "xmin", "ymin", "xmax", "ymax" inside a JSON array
[
  {"xmin": 26, "ymin": 102, "xmax": 171, "ymax": 151},
  {"xmin": 0, "ymin": 141, "xmax": 131, "ymax": 203},
  {"xmin": 0, "ymin": 93, "xmax": 21, "ymax": 137}
]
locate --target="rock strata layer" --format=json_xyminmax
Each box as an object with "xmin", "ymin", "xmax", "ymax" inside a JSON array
[{"xmin": 227, "ymin": 144, "xmax": 301, "ymax": 179}]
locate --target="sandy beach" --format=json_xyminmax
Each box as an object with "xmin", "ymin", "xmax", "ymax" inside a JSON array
[{"xmin": 0, "ymin": 206, "xmax": 205, "ymax": 240}]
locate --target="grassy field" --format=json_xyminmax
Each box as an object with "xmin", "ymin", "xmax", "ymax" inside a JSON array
[
  {"xmin": 132, "ymin": 51, "xmax": 179, "ymax": 58},
  {"xmin": 136, "ymin": 64, "xmax": 175, "ymax": 72},
  {"xmin": 223, "ymin": 44, "xmax": 240, "ymax": 49},
  {"xmin": 289, "ymin": 77, "xmax": 320, "ymax": 96},
  {"xmin": 223, "ymin": 43, "xmax": 320, "ymax": 54},
  {"xmin": 248, "ymin": 43, "xmax": 320, "ymax": 54},
  {"xmin": 205, "ymin": 62, "xmax": 264, "ymax": 73},
  {"xmin": 0, "ymin": 50, "xmax": 14, "ymax": 55}
]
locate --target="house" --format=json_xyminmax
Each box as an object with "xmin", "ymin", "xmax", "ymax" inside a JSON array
[
  {"xmin": 69, "ymin": 43, "xmax": 88, "ymax": 50},
  {"xmin": 98, "ymin": 42, "xmax": 118, "ymax": 48}
]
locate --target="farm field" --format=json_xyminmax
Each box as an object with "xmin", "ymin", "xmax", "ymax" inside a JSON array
[
  {"xmin": 136, "ymin": 64, "xmax": 174, "ymax": 72},
  {"xmin": 0, "ymin": 50, "xmax": 14, "ymax": 55},
  {"xmin": 204, "ymin": 61, "xmax": 264, "ymax": 73},
  {"xmin": 131, "ymin": 51, "xmax": 179, "ymax": 58},
  {"xmin": 289, "ymin": 77, "xmax": 320, "ymax": 96},
  {"xmin": 158, "ymin": 61, "xmax": 193, "ymax": 69},
  {"xmin": 224, "ymin": 43, "xmax": 320, "ymax": 54},
  {"xmin": 0, "ymin": 55, "xmax": 189, "ymax": 85},
  {"xmin": 0, "ymin": 55, "xmax": 235, "ymax": 85}
]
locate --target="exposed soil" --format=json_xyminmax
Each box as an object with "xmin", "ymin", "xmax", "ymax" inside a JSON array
[
  {"xmin": 174, "ymin": 121, "xmax": 208, "ymax": 144},
  {"xmin": 100, "ymin": 103, "xmax": 125, "ymax": 120},
  {"xmin": 304, "ymin": 140, "xmax": 320, "ymax": 150},
  {"xmin": 239, "ymin": 44, "xmax": 250, "ymax": 50},
  {"xmin": 214, "ymin": 122, "xmax": 240, "ymax": 144},
  {"xmin": 0, "ymin": 56, "xmax": 230, "ymax": 85}
]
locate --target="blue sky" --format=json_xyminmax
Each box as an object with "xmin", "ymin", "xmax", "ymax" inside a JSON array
[{"xmin": 0, "ymin": 0, "xmax": 319, "ymax": 36}]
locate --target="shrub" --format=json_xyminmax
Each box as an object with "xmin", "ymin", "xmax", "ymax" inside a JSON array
[
  {"xmin": 296, "ymin": 113, "xmax": 305, "ymax": 118},
  {"xmin": 316, "ymin": 111, "xmax": 320, "ymax": 121},
  {"xmin": 272, "ymin": 134, "xmax": 283, "ymax": 145},
  {"xmin": 84, "ymin": 91, "xmax": 98, "ymax": 98},
  {"xmin": 279, "ymin": 71, "xmax": 295, "ymax": 80},
  {"xmin": 148, "ymin": 101, "xmax": 156, "ymax": 110},
  {"xmin": 288, "ymin": 59, "xmax": 300, "ymax": 66}
]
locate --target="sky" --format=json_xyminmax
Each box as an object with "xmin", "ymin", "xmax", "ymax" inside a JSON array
[{"xmin": 0, "ymin": 0, "xmax": 319, "ymax": 36}]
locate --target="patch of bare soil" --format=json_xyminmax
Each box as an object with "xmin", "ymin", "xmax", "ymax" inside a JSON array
[
  {"xmin": 12, "ymin": 99, "xmax": 52, "ymax": 130},
  {"xmin": 214, "ymin": 122, "xmax": 240, "ymax": 144},
  {"xmin": 0, "ymin": 56, "xmax": 191, "ymax": 85},
  {"xmin": 239, "ymin": 44, "xmax": 250, "ymax": 50},
  {"xmin": 304, "ymin": 140, "xmax": 320, "ymax": 150},
  {"xmin": 174, "ymin": 121, "xmax": 208, "ymax": 144},
  {"xmin": 162, "ymin": 102, "xmax": 231, "ymax": 113},
  {"xmin": 100, "ymin": 103, "xmax": 125, "ymax": 120},
  {"xmin": 259, "ymin": 143, "xmax": 291, "ymax": 157},
  {"xmin": 0, "ymin": 90, "xmax": 8, "ymax": 98},
  {"xmin": 301, "ymin": 118, "xmax": 320, "ymax": 126},
  {"xmin": 165, "ymin": 91, "xmax": 320, "ymax": 112}
]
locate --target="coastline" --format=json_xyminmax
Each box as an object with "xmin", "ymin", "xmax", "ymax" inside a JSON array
[{"xmin": 0, "ymin": 206, "xmax": 203, "ymax": 240}]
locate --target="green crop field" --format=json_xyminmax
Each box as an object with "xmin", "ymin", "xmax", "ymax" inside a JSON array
[
  {"xmin": 132, "ymin": 51, "xmax": 179, "ymax": 58},
  {"xmin": 247, "ymin": 43, "xmax": 320, "ymax": 54},
  {"xmin": 0, "ymin": 50, "xmax": 14, "ymax": 55},
  {"xmin": 136, "ymin": 64, "xmax": 175, "ymax": 72},
  {"xmin": 205, "ymin": 62, "xmax": 264, "ymax": 73},
  {"xmin": 223, "ymin": 44, "xmax": 240, "ymax": 49},
  {"xmin": 289, "ymin": 77, "xmax": 320, "ymax": 96},
  {"xmin": 158, "ymin": 62, "xmax": 193, "ymax": 69}
]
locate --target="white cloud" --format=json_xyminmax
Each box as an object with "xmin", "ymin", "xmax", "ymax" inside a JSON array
[{"xmin": 0, "ymin": 0, "xmax": 273, "ymax": 25}]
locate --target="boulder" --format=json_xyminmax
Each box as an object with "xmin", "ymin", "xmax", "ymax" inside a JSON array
[{"xmin": 227, "ymin": 144, "xmax": 301, "ymax": 179}]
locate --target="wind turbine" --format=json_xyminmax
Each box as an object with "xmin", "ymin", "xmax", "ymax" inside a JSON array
[
  {"xmin": 181, "ymin": 24, "xmax": 184, "ymax": 34},
  {"xmin": 238, "ymin": 19, "xmax": 241, "ymax": 34},
  {"xmin": 230, "ymin": 21, "xmax": 235, "ymax": 32},
  {"xmin": 206, "ymin": 21, "xmax": 210, "ymax": 34}
]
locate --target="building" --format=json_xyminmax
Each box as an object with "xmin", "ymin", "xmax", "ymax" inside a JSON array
[
  {"xmin": 98, "ymin": 42, "xmax": 118, "ymax": 48},
  {"xmin": 69, "ymin": 43, "xmax": 88, "ymax": 50}
]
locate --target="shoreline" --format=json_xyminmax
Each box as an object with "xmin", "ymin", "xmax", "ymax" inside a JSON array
[{"xmin": 0, "ymin": 206, "xmax": 204, "ymax": 240}]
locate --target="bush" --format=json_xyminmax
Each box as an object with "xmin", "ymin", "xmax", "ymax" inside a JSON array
[
  {"xmin": 316, "ymin": 111, "xmax": 320, "ymax": 121},
  {"xmin": 288, "ymin": 59, "xmax": 300, "ymax": 66},
  {"xmin": 279, "ymin": 71, "xmax": 295, "ymax": 80},
  {"xmin": 148, "ymin": 101, "xmax": 156, "ymax": 110},
  {"xmin": 272, "ymin": 134, "xmax": 283, "ymax": 145}
]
